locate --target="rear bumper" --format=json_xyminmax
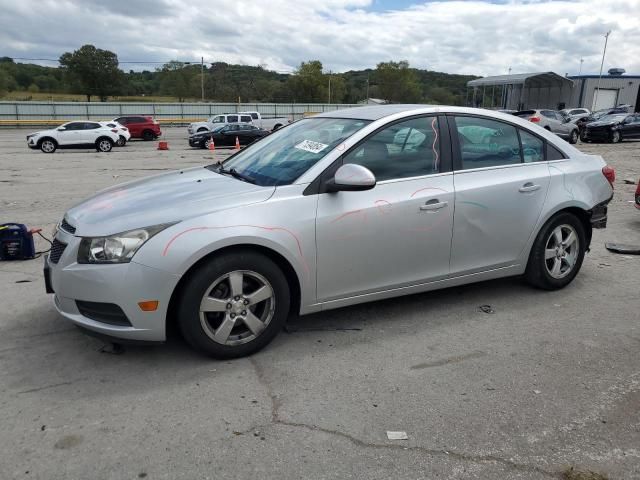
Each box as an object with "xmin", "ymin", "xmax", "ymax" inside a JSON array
[{"xmin": 590, "ymin": 195, "xmax": 613, "ymax": 229}]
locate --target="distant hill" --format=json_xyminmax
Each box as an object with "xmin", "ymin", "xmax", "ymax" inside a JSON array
[{"xmin": 0, "ymin": 56, "xmax": 478, "ymax": 105}]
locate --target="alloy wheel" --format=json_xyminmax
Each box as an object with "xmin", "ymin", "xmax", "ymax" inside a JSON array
[
  {"xmin": 99, "ymin": 140, "xmax": 112, "ymax": 152},
  {"xmin": 41, "ymin": 140, "xmax": 55, "ymax": 153},
  {"xmin": 611, "ymin": 131, "xmax": 621, "ymax": 143},
  {"xmin": 544, "ymin": 224, "xmax": 579, "ymax": 279},
  {"xmin": 199, "ymin": 270, "xmax": 275, "ymax": 346}
]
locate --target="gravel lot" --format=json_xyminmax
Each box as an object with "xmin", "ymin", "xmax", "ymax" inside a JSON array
[{"xmin": 0, "ymin": 127, "xmax": 638, "ymax": 480}]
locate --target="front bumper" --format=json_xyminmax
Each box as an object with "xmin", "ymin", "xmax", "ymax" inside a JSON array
[
  {"xmin": 45, "ymin": 230, "xmax": 180, "ymax": 342},
  {"xmin": 189, "ymin": 137, "xmax": 205, "ymax": 147},
  {"xmin": 583, "ymin": 128, "xmax": 611, "ymax": 142}
]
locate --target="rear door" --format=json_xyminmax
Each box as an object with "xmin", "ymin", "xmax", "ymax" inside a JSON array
[
  {"xmin": 540, "ymin": 110, "xmax": 564, "ymax": 134},
  {"xmin": 448, "ymin": 115, "xmax": 550, "ymax": 275}
]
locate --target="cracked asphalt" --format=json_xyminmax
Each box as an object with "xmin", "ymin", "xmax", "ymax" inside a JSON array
[{"xmin": 0, "ymin": 128, "xmax": 639, "ymax": 479}]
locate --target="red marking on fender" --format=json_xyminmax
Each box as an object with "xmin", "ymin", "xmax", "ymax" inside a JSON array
[
  {"xmin": 86, "ymin": 189, "xmax": 127, "ymax": 212},
  {"xmin": 410, "ymin": 186, "xmax": 449, "ymax": 198},
  {"xmin": 162, "ymin": 225, "xmax": 310, "ymax": 279},
  {"xmin": 431, "ymin": 117, "xmax": 439, "ymax": 171},
  {"xmin": 374, "ymin": 199, "xmax": 392, "ymax": 215}
]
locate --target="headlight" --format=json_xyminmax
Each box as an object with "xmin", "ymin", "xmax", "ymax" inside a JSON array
[{"xmin": 77, "ymin": 224, "xmax": 173, "ymax": 264}]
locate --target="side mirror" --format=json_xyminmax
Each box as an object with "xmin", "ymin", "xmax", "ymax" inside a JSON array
[
  {"xmin": 57, "ymin": 127, "xmax": 66, "ymax": 131},
  {"xmin": 326, "ymin": 164, "xmax": 376, "ymax": 193}
]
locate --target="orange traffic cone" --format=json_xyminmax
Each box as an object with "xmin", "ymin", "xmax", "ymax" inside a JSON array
[
  {"xmin": 208, "ymin": 138, "xmax": 215, "ymax": 151},
  {"xmin": 235, "ymin": 136, "xmax": 240, "ymax": 150},
  {"xmin": 157, "ymin": 141, "xmax": 169, "ymax": 150}
]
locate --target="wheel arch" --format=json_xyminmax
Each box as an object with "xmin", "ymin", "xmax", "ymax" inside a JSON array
[
  {"xmin": 166, "ymin": 243, "xmax": 302, "ymax": 336},
  {"xmin": 37, "ymin": 136, "xmax": 57, "ymax": 147}
]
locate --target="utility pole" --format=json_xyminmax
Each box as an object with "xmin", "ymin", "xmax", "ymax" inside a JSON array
[
  {"xmin": 593, "ymin": 31, "xmax": 611, "ymax": 110},
  {"xmin": 201, "ymin": 56, "xmax": 204, "ymax": 102},
  {"xmin": 366, "ymin": 75, "xmax": 370, "ymax": 101},
  {"xmin": 328, "ymin": 70, "xmax": 332, "ymax": 104},
  {"xmin": 579, "ymin": 57, "xmax": 584, "ymax": 75}
]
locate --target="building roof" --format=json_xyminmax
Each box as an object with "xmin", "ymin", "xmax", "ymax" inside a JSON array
[
  {"xmin": 467, "ymin": 72, "xmax": 574, "ymax": 88},
  {"xmin": 569, "ymin": 74, "xmax": 640, "ymax": 80}
]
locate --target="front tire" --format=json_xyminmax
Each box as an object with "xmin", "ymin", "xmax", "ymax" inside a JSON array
[
  {"xmin": 178, "ymin": 250, "xmax": 290, "ymax": 358},
  {"xmin": 525, "ymin": 213, "xmax": 586, "ymax": 290},
  {"xmin": 39, "ymin": 138, "xmax": 57, "ymax": 153},
  {"xmin": 610, "ymin": 130, "xmax": 621, "ymax": 143}
]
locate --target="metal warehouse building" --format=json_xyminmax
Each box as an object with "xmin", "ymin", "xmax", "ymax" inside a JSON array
[{"xmin": 467, "ymin": 69, "xmax": 640, "ymax": 112}]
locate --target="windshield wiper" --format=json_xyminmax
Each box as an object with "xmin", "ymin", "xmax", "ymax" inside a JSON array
[{"xmin": 216, "ymin": 163, "xmax": 256, "ymax": 184}]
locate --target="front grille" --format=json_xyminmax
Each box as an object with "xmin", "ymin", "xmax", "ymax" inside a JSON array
[
  {"xmin": 76, "ymin": 301, "xmax": 132, "ymax": 326},
  {"xmin": 49, "ymin": 239, "xmax": 67, "ymax": 264},
  {"xmin": 60, "ymin": 218, "xmax": 76, "ymax": 234}
]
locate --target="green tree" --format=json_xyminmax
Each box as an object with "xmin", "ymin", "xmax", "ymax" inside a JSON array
[
  {"xmin": 374, "ymin": 60, "xmax": 422, "ymax": 103},
  {"xmin": 59, "ymin": 45, "xmax": 122, "ymax": 101},
  {"xmin": 158, "ymin": 61, "xmax": 196, "ymax": 102},
  {"xmin": 288, "ymin": 60, "xmax": 326, "ymax": 102}
]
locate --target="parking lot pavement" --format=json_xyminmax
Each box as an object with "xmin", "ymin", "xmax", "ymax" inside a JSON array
[{"xmin": 0, "ymin": 128, "xmax": 638, "ymax": 480}]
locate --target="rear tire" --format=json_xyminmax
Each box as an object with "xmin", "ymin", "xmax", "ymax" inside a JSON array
[
  {"xmin": 96, "ymin": 137, "xmax": 113, "ymax": 152},
  {"xmin": 569, "ymin": 130, "xmax": 578, "ymax": 144},
  {"xmin": 178, "ymin": 250, "xmax": 290, "ymax": 358},
  {"xmin": 142, "ymin": 130, "xmax": 154, "ymax": 141},
  {"xmin": 117, "ymin": 136, "xmax": 127, "ymax": 147},
  {"xmin": 525, "ymin": 212, "xmax": 586, "ymax": 290},
  {"xmin": 39, "ymin": 138, "xmax": 57, "ymax": 153}
]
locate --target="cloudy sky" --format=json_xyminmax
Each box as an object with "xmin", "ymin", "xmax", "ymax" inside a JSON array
[{"xmin": 1, "ymin": 0, "xmax": 639, "ymax": 77}]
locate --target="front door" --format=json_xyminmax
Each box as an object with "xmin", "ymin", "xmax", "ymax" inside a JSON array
[
  {"xmin": 619, "ymin": 114, "xmax": 640, "ymax": 139},
  {"xmin": 56, "ymin": 122, "xmax": 85, "ymax": 145},
  {"xmin": 448, "ymin": 115, "xmax": 550, "ymax": 275},
  {"xmin": 316, "ymin": 115, "xmax": 454, "ymax": 302}
]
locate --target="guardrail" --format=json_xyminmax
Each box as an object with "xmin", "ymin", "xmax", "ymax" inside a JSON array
[{"xmin": 0, "ymin": 101, "xmax": 361, "ymax": 127}]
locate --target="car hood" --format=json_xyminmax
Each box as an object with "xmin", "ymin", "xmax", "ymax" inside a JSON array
[
  {"xmin": 64, "ymin": 167, "xmax": 275, "ymax": 237},
  {"xmin": 587, "ymin": 120, "xmax": 620, "ymax": 128}
]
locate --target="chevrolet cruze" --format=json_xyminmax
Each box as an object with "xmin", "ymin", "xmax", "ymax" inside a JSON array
[{"xmin": 45, "ymin": 105, "xmax": 614, "ymax": 358}]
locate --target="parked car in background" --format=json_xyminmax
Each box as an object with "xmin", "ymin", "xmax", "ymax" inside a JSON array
[
  {"xmin": 101, "ymin": 121, "xmax": 130, "ymax": 146},
  {"xmin": 582, "ymin": 113, "xmax": 640, "ymax": 143},
  {"xmin": 577, "ymin": 105, "xmax": 634, "ymax": 140},
  {"xmin": 513, "ymin": 109, "xmax": 579, "ymax": 144},
  {"xmin": 26, "ymin": 121, "xmax": 119, "ymax": 153},
  {"xmin": 46, "ymin": 105, "xmax": 614, "ymax": 358},
  {"xmin": 187, "ymin": 114, "xmax": 253, "ymax": 135},
  {"xmin": 239, "ymin": 111, "xmax": 291, "ymax": 131},
  {"xmin": 188, "ymin": 123, "xmax": 270, "ymax": 149},
  {"xmin": 561, "ymin": 107, "xmax": 590, "ymax": 121},
  {"xmin": 112, "ymin": 115, "xmax": 161, "ymax": 141}
]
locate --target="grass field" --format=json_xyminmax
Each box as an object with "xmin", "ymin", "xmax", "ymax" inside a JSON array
[{"xmin": 0, "ymin": 91, "xmax": 202, "ymax": 103}]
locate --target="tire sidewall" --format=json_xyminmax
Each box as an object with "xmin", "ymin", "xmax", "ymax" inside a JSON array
[
  {"xmin": 96, "ymin": 138, "xmax": 113, "ymax": 152},
  {"xmin": 40, "ymin": 139, "xmax": 56, "ymax": 153},
  {"xmin": 178, "ymin": 250, "xmax": 290, "ymax": 358},
  {"xmin": 526, "ymin": 212, "xmax": 586, "ymax": 290},
  {"xmin": 611, "ymin": 130, "xmax": 621, "ymax": 143},
  {"xmin": 117, "ymin": 136, "xmax": 126, "ymax": 146},
  {"xmin": 569, "ymin": 130, "xmax": 578, "ymax": 144},
  {"xmin": 142, "ymin": 130, "xmax": 154, "ymax": 141}
]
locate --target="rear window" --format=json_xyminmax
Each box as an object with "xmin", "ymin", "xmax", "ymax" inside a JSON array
[{"xmin": 514, "ymin": 110, "xmax": 536, "ymax": 117}]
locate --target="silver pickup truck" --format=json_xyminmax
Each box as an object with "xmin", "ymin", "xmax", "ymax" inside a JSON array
[
  {"xmin": 187, "ymin": 113, "xmax": 254, "ymax": 135},
  {"xmin": 239, "ymin": 111, "xmax": 291, "ymax": 131}
]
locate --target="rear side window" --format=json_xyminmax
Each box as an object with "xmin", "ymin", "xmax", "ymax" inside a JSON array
[
  {"xmin": 240, "ymin": 115, "xmax": 252, "ymax": 123},
  {"xmin": 519, "ymin": 130, "xmax": 544, "ymax": 163},
  {"xmin": 453, "ymin": 116, "xmax": 521, "ymax": 169},
  {"xmin": 547, "ymin": 143, "xmax": 566, "ymax": 160},
  {"xmin": 227, "ymin": 115, "xmax": 239, "ymax": 123},
  {"xmin": 343, "ymin": 116, "xmax": 441, "ymax": 181}
]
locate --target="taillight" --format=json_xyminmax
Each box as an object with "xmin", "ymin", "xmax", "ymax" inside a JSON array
[
  {"xmin": 635, "ymin": 180, "xmax": 640, "ymax": 209},
  {"xmin": 111, "ymin": 129, "xmax": 118, "ymax": 133},
  {"xmin": 602, "ymin": 165, "xmax": 615, "ymax": 187},
  {"xmin": 529, "ymin": 117, "xmax": 541, "ymax": 123},
  {"xmin": 121, "ymin": 127, "xmax": 128, "ymax": 131}
]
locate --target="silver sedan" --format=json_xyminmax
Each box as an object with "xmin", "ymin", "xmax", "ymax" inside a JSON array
[{"xmin": 45, "ymin": 105, "xmax": 614, "ymax": 358}]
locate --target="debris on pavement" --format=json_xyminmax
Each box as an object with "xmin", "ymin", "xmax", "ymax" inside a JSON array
[
  {"xmin": 99, "ymin": 343, "xmax": 125, "ymax": 355},
  {"xmin": 622, "ymin": 178, "xmax": 636, "ymax": 185},
  {"xmin": 386, "ymin": 431, "xmax": 409, "ymax": 440},
  {"xmin": 477, "ymin": 304, "xmax": 495, "ymax": 314},
  {"xmin": 605, "ymin": 243, "xmax": 640, "ymax": 255},
  {"xmin": 533, "ymin": 390, "xmax": 541, "ymax": 394}
]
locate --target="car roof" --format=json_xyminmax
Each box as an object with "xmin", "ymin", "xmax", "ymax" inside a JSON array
[{"xmin": 314, "ymin": 104, "xmax": 434, "ymax": 120}]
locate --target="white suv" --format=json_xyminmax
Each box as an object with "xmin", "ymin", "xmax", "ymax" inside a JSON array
[{"xmin": 26, "ymin": 121, "xmax": 120, "ymax": 153}]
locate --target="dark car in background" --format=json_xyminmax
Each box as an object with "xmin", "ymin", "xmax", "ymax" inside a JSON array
[
  {"xmin": 577, "ymin": 105, "xmax": 633, "ymax": 141},
  {"xmin": 189, "ymin": 123, "xmax": 269, "ymax": 149},
  {"xmin": 582, "ymin": 113, "xmax": 640, "ymax": 143},
  {"xmin": 112, "ymin": 115, "xmax": 162, "ymax": 140}
]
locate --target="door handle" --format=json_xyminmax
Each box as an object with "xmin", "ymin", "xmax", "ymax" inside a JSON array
[
  {"xmin": 519, "ymin": 183, "xmax": 541, "ymax": 193},
  {"xmin": 420, "ymin": 200, "xmax": 448, "ymax": 211}
]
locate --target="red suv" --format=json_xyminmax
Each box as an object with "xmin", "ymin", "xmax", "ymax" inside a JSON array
[{"xmin": 112, "ymin": 116, "xmax": 161, "ymax": 140}]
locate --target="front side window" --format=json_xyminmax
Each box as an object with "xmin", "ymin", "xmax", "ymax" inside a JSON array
[
  {"xmin": 212, "ymin": 116, "xmax": 224, "ymax": 123},
  {"xmin": 214, "ymin": 117, "xmax": 370, "ymax": 186},
  {"xmin": 227, "ymin": 115, "xmax": 239, "ymax": 123},
  {"xmin": 250, "ymin": 113, "xmax": 259, "ymax": 120},
  {"xmin": 520, "ymin": 130, "xmax": 544, "ymax": 163},
  {"xmin": 343, "ymin": 116, "xmax": 441, "ymax": 181},
  {"xmin": 240, "ymin": 116, "xmax": 252, "ymax": 123},
  {"xmin": 454, "ymin": 116, "xmax": 521, "ymax": 169}
]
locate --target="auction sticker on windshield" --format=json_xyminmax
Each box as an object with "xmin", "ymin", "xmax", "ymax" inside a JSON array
[{"xmin": 295, "ymin": 140, "xmax": 329, "ymax": 154}]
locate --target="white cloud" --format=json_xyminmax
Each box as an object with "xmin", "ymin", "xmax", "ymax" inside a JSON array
[{"xmin": 0, "ymin": 0, "xmax": 638, "ymax": 76}]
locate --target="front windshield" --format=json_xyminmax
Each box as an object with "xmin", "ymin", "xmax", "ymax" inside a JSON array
[
  {"xmin": 210, "ymin": 117, "xmax": 371, "ymax": 186},
  {"xmin": 599, "ymin": 114, "xmax": 627, "ymax": 122}
]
